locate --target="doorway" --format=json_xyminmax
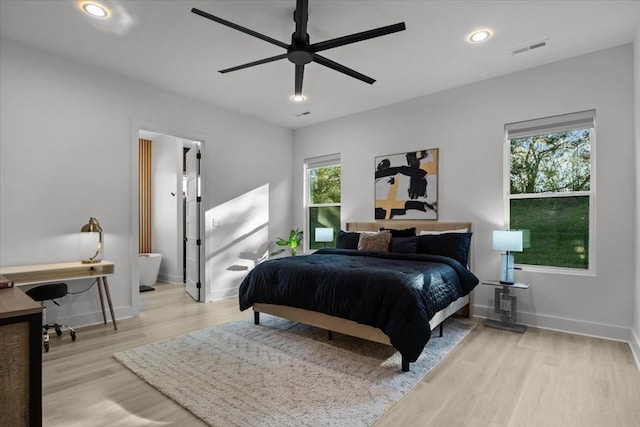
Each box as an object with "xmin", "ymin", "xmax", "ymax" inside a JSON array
[{"xmin": 135, "ymin": 129, "xmax": 204, "ymax": 305}]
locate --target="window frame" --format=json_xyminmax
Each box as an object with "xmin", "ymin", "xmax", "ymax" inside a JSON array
[
  {"xmin": 503, "ymin": 110, "xmax": 596, "ymax": 275},
  {"xmin": 304, "ymin": 153, "xmax": 341, "ymax": 253}
]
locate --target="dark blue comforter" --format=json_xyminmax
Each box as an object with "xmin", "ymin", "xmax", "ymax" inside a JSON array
[{"xmin": 238, "ymin": 248, "xmax": 479, "ymax": 362}]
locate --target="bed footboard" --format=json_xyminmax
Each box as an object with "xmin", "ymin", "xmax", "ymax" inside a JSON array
[
  {"xmin": 251, "ymin": 297, "xmax": 468, "ymax": 373},
  {"xmin": 253, "ymin": 307, "xmax": 411, "ymax": 371}
]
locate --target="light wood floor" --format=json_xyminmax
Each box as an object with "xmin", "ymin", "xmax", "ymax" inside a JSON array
[{"xmin": 41, "ymin": 283, "xmax": 640, "ymax": 426}]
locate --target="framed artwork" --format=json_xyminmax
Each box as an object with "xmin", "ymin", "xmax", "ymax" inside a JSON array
[{"xmin": 374, "ymin": 148, "xmax": 438, "ymax": 220}]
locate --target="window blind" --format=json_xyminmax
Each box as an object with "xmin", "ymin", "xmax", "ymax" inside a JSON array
[
  {"xmin": 505, "ymin": 109, "xmax": 595, "ymax": 139},
  {"xmin": 305, "ymin": 153, "xmax": 340, "ymax": 169}
]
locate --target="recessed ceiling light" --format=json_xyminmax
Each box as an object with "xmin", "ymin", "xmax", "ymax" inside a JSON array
[
  {"xmin": 80, "ymin": 1, "xmax": 110, "ymax": 18},
  {"xmin": 468, "ymin": 29, "xmax": 492, "ymax": 43},
  {"xmin": 290, "ymin": 94, "xmax": 307, "ymax": 102}
]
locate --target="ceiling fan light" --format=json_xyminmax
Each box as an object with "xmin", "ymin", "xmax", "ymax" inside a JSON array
[
  {"xmin": 468, "ymin": 29, "xmax": 491, "ymax": 43},
  {"xmin": 290, "ymin": 94, "xmax": 307, "ymax": 102}
]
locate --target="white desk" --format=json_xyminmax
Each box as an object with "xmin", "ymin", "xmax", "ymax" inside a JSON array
[{"xmin": 0, "ymin": 261, "xmax": 117, "ymax": 330}]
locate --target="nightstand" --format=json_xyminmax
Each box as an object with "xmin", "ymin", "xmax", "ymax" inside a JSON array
[{"xmin": 481, "ymin": 280, "xmax": 529, "ymax": 333}]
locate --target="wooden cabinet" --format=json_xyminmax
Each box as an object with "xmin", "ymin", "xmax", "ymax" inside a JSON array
[{"xmin": 0, "ymin": 287, "xmax": 43, "ymax": 427}]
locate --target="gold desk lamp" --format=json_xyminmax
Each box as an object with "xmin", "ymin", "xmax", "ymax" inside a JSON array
[{"xmin": 81, "ymin": 217, "xmax": 103, "ymax": 264}]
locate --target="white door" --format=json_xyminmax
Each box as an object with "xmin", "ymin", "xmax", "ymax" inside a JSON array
[{"xmin": 185, "ymin": 146, "xmax": 201, "ymax": 301}]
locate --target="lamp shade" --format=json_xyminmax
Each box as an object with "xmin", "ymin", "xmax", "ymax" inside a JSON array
[
  {"xmin": 492, "ymin": 230, "xmax": 523, "ymax": 252},
  {"xmin": 315, "ymin": 227, "xmax": 333, "ymax": 243},
  {"xmin": 81, "ymin": 217, "xmax": 103, "ymax": 233}
]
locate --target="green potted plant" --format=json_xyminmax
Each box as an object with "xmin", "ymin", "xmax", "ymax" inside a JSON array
[{"xmin": 271, "ymin": 228, "xmax": 303, "ymax": 256}]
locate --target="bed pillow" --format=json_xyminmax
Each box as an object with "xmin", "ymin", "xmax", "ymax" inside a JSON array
[
  {"xmin": 416, "ymin": 232, "xmax": 472, "ymax": 265},
  {"xmin": 418, "ymin": 228, "xmax": 468, "ymax": 235},
  {"xmin": 390, "ymin": 236, "xmax": 418, "ymax": 254},
  {"xmin": 358, "ymin": 230, "xmax": 392, "ymax": 252},
  {"xmin": 336, "ymin": 231, "xmax": 361, "ymax": 250},
  {"xmin": 379, "ymin": 227, "xmax": 416, "ymax": 237}
]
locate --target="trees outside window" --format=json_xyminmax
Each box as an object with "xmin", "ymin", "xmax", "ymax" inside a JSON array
[
  {"xmin": 305, "ymin": 155, "xmax": 341, "ymax": 250},
  {"xmin": 506, "ymin": 111, "xmax": 594, "ymax": 270}
]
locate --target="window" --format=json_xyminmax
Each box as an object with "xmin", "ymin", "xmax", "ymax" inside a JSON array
[
  {"xmin": 305, "ymin": 154, "xmax": 341, "ymax": 251},
  {"xmin": 505, "ymin": 110, "xmax": 595, "ymax": 271}
]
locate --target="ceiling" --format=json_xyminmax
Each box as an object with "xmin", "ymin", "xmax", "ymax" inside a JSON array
[{"xmin": 1, "ymin": 1, "xmax": 639, "ymax": 129}]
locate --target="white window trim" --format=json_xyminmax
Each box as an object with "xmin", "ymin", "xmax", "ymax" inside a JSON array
[
  {"xmin": 509, "ymin": 191, "xmax": 591, "ymax": 200},
  {"xmin": 503, "ymin": 111, "xmax": 596, "ymax": 275},
  {"xmin": 308, "ymin": 202, "xmax": 341, "ymax": 208},
  {"xmin": 304, "ymin": 153, "xmax": 341, "ymax": 253}
]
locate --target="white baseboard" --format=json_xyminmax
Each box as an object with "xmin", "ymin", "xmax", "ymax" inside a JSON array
[
  {"xmin": 158, "ymin": 272, "xmax": 182, "ymax": 284},
  {"xmin": 473, "ymin": 304, "xmax": 631, "ymax": 342},
  {"xmin": 631, "ymin": 328, "xmax": 640, "ymax": 372},
  {"xmin": 56, "ymin": 306, "xmax": 132, "ymax": 329},
  {"xmin": 207, "ymin": 287, "xmax": 239, "ymax": 302}
]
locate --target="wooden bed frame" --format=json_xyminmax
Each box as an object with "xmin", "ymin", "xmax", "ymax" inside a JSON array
[{"xmin": 253, "ymin": 221, "xmax": 474, "ymax": 372}]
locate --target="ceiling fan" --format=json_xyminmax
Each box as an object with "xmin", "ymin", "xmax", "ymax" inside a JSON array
[{"xmin": 191, "ymin": 0, "xmax": 406, "ymax": 100}]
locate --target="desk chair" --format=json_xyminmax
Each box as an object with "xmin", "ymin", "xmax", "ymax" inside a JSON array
[{"xmin": 25, "ymin": 283, "xmax": 77, "ymax": 352}]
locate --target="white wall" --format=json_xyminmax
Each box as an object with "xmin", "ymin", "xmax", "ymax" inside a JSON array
[
  {"xmin": 633, "ymin": 29, "xmax": 640, "ymax": 364},
  {"xmin": 293, "ymin": 44, "xmax": 636, "ymax": 341},
  {"xmin": 205, "ymin": 184, "xmax": 271, "ymax": 301},
  {"xmin": 0, "ymin": 37, "xmax": 293, "ymax": 326},
  {"xmin": 151, "ymin": 134, "xmax": 181, "ymax": 283}
]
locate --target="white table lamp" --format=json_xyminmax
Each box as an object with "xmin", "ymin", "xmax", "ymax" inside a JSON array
[
  {"xmin": 315, "ymin": 227, "xmax": 334, "ymax": 247},
  {"xmin": 492, "ymin": 230, "xmax": 523, "ymax": 284}
]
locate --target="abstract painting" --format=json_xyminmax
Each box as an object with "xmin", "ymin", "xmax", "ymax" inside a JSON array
[{"xmin": 375, "ymin": 149, "xmax": 438, "ymax": 220}]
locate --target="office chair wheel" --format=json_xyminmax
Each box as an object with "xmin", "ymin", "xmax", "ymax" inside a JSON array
[
  {"xmin": 43, "ymin": 332, "xmax": 50, "ymax": 352},
  {"xmin": 70, "ymin": 330, "xmax": 76, "ymax": 342},
  {"xmin": 55, "ymin": 327, "xmax": 62, "ymax": 336}
]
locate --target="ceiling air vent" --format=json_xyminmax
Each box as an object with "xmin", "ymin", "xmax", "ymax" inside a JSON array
[
  {"xmin": 511, "ymin": 39, "xmax": 548, "ymax": 55},
  {"xmin": 296, "ymin": 111, "xmax": 311, "ymax": 117}
]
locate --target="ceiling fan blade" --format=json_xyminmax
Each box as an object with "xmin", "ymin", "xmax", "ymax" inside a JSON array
[
  {"xmin": 191, "ymin": 8, "xmax": 289, "ymax": 50},
  {"xmin": 310, "ymin": 22, "xmax": 406, "ymax": 53},
  {"xmin": 312, "ymin": 54, "xmax": 375, "ymax": 84},
  {"xmin": 219, "ymin": 54, "xmax": 288, "ymax": 74},
  {"xmin": 293, "ymin": 0, "xmax": 309, "ymax": 44},
  {"xmin": 295, "ymin": 64, "xmax": 305, "ymax": 95}
]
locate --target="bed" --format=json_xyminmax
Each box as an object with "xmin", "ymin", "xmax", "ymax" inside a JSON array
[{"xmin": 239, "ymin": 221, "xmax": 479, "ymax": 372}]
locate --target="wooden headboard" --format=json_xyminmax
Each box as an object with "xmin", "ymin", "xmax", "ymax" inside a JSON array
[{"xmin": 345, "ymin": 220, "xmax": 472, "ymax": 234}]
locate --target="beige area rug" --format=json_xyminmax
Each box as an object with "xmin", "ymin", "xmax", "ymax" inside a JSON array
[{"xmin": 113, "ymin": 315, "xmax": 475, "ymax": 427}]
